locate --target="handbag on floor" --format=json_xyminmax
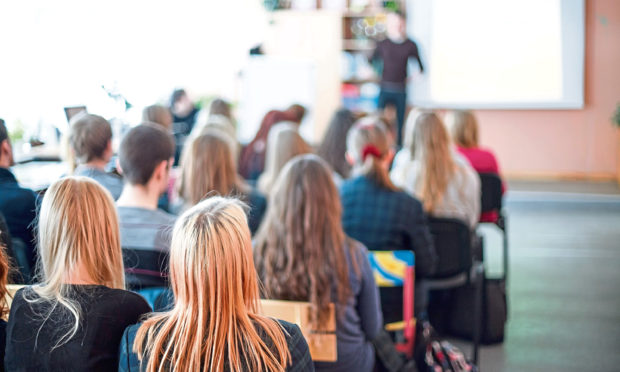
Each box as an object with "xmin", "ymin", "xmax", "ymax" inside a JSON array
[{"xmin": 448, "ymin": 271, "xmax": 507, "ymax": 344}]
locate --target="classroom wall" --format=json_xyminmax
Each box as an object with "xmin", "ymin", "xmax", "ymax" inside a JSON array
[{"xmin": 473, "ymin": 0, "xmax": 620, "ymax": 180}]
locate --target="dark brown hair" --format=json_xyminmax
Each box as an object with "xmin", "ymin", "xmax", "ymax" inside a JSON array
[
  {"xmin": 317, "ymin": 108, "xmax": 355, "ymax": 178},
  {"xmin": 254, "ymin": 154, "xmax": 358, "ymax": 327},
  {"xmin": 119, "ymin": 124, "xmax": 175, "ymax": 185}
]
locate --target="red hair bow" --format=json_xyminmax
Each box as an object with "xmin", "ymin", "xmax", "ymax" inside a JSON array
[{"xmin": 361, "ymin": 145, "xmax": 382, "ymax": 161}]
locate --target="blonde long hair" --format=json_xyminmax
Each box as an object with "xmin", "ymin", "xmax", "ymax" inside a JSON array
[
  {"xmin": 406, "ymin": 112, "xmax": 456, "ymax": 212},
  {"xmin": 178, "ymin": 130, "xmax": 248, "ymax": 207},
  {"xmin": 255, "ymin": 154, "xmax": 358, "ymax": 328},
  {"xmin": 445, "ymin": 110, "xmax": 479, "ymax": 149},
  {"xmin": 257, "ymin": 123, "xmax": 312, "ymax": 195},
  {"xmin": 134, "ymin": 197, "xmax": 291, "ymax": 372},
  {"xmin": 31, "ymin": 177, "xmax": 124, "ymax": 345},
  {"xmin": 347, "ymin": 116, "xmax": 397, "ymax": 191}
]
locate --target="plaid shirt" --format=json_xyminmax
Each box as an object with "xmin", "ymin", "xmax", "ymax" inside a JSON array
[{"xmin": 340, "ymin": 176, "xmax": 438, "ymax": 277}]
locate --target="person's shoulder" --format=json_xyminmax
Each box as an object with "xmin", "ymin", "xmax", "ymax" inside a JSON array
[{"xmin": 94, "ymin": 287, "xmax": 152, "ymax": 312}]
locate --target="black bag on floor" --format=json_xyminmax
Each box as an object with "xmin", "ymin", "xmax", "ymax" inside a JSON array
[{"xmin": 448, "ymin": 274, "xmax": 507, "ymax": 344}]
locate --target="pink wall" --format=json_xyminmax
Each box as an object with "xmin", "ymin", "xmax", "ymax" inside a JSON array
[{"xmin": 473, "ymin": 0, "xmax": 620, "ymax": 179}]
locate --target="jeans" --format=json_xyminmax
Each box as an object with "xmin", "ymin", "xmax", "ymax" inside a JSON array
[{"xmin": 378, "ymin": 89, "xmax": 407, "ymax": 146}]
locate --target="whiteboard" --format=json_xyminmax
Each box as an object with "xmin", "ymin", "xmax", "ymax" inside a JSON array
[
  {"xmin": 238, "ymin": 56, "xmax": 317, "ymax": 144},
  {"xmin": 407, "ymin": 0, "xmax": 585, "ymax": 109}
]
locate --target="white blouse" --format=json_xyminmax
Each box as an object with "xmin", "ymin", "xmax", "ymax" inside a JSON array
[{"xmin": 390, "ymin": 148, "xmax": 481, "ymax": 229}]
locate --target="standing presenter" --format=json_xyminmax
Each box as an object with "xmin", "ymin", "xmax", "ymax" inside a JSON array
[{"xmin": 371, "ymin": 11, "xmax": 424, "ymax": 146}]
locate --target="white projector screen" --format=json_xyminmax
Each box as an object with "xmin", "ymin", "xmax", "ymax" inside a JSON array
[{"xmin": 407, "ymin": 0, "xmax": 585, "ymax": 109}]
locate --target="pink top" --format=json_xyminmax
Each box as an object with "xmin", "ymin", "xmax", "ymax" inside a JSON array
[{"xmin": 457, "ymin": 146, "xmax": 505, "ymax": 223}]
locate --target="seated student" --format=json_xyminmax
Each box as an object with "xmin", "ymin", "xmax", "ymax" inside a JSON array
[
  {"xmin": 255, "ymin": 154, "xmax": 382, "ymax": 372},
  {"xmin": 142, "ymin": 104, "xmax": 173, "ymax": 131},
  {"xmin": 317, "ymin": 108, "xmax": 356, "ymax": 185},
  {"xmin": 390, "ymin": 111, "xmax": 481, "ymax": 230},
  {"xmin": 119, "ymin": 197, "xmax": 313, "ymax": 372},
  {"xmin": 239, "ymin": 104, "xmax": 306, "ymax": 181},
  {"xmin": 257, "ymin": 123, "xmax": 312, "ymax": 195},
  {"xmin": 0, "ymin": 119, "xmax": 37, "ymax": 280},
  {"xmin": 340, "ymin": 117, "xmax": 437, "ymax": 320},
  {"xmin": 116, "ymin": 124, "xmax": 176, "ymax": 289},
  {"xmin": 177, "ymin": 130, "xmax": 266, "ymax": 234},
  {"xmin": 445, "ymin": 109, "xmax": 505, "ymax": 222},
  {"xmin": 69, "ymin": 112, "xmax": 124, "ymax": 199},
  {"xmin": 5, "ymin": 177, "xmax": 151, "ymax": 371}
]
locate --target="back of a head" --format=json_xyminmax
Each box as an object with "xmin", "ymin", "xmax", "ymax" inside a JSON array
[
  {"xmin": 179, "ymin": 131, "xmax": 238, "ymax": 205},
  {"xmin": 259, "ymin": 123, "xmax": 311, "ymax": 193},
  {"xmin": 37, "ymin": 176, "xmax": 124, "ymax": 291},
  {"xmin": 169, "ymin": 89, "xmax": 186, "ymax": 108},
  {"xmin": 317, "ymin": 108, "xmax": 355, "ymax": 178},
  {"xmin": 119, "ymin": 124, "xmax": 175, "ymax": 186},
  {"xmin": 208, "ymin": 98, "xmax": 232, "ymax": 120},
  {"xmin": 346, "ymin": 116, "xmax": 397, "ymax": 190},
  {"xmin": 142, "ymin": 105, "xmax": 173, "ymax": 131},
  {"xmin": 0, "ymin": 118, "xmax": 12, "ymax": 166},
  {"xmin": 0, "ymin": 118, "xmax": 7, "ymax": 143},
  {"xmin": 285, "ymin": 104, "xmax": 306, "ymax": 123},
  {"xmin": 135, "ymin": 197, "xmax": 290, "ymax": 372},
  {"xmin": 409, "ymin": 112, "xmax": 456, "ymax": 211},
  {"xmin": 69, "ymin": 113, "xmax": 112, "ymax": 164},
  {"xmin": 445, "ymin": 110, "xmax": 479, "ymax": 149},
  {"xmin": 255, "ymin": 154, "xmax": 351, "ymax": 327}
]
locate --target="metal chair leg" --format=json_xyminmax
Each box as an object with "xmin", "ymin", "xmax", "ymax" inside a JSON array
[{"xmin": 472, "ymin": 263, "xmax": 484, "ymax": 365}]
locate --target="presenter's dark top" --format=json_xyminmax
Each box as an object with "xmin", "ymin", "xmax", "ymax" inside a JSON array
[
  {"xmin": 371, "ymin": 38, "xmax": 424, "ymax": 90},
  {"xmin": 5, "ymin": 285, "xmax": 151, "ymax": 372}
]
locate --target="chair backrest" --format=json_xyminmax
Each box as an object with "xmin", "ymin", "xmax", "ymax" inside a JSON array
[
  {"xmin": 479, "ymin": 173, "xmax": 503, "ymax": 213},
  {"xmin": 259, "ymin": 299, "xmax": 337, "ymax": 362},
  {"xmin": 427, "ymin": 217, "xmax": 472, "ymax": 279}
]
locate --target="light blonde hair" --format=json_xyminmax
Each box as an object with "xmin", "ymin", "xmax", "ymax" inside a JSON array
[
  {"xmin": 142, "ymin": 105, "xmax": 173, "ymax": 131},
  {"xmin": 445, "ymin": 110, "xmax": 479, "ymax": 148},
  {"xmin": 347, "ymin": 116, "xmax": 397, "ymax": 191},
  {"xmin": 255, "ymin": 154, "xmax": 358, "ymax": 329},
  {"xmin": 30, "ymin": 176, "xmax": 124, "ymax": 346},
  {"xmin": 406, "ymin": 112, "xmax": 456, "ymax": 212},
  {"xmin": 134, "ymin": 197, "xmax": 291, "ymax": 372},
  {"xmin": 257, "ymin": 123, "xmax": 312, "ymax": 194},
  {"xmin": 178, "ymin": 131, "xmax": 248, "ymax": 208}
]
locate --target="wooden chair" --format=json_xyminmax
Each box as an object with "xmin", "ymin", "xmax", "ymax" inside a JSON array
[
  {"xmin": 367, "ymin": 250, "xmax": 416, "ymax": 358},
  {"xmin": 259, "ymin": 299, "xmax": 337, "ymax": 362}
]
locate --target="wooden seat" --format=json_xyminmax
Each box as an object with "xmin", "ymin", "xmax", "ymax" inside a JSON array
[{"xmin": 259, "ymin": 299, "xmax": 337, "ymax": 362}]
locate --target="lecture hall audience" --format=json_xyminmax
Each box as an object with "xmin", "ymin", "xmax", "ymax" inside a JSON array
[
  {"xmin": 391, "ymin": 111, "xmax": 481, "ymax": 229},
  {"xmin": 69, "ymin": 113, "xmax": 124, "ymax": 200},
  {"xmin": 119, "ymin": 197, "xmax": 313, "ymax": 371},
  {"xmin": 5, "ymin": 177, "xmax": 151, "ymax": 371},
  {"xmin": 339, "ymin": 116, "xmax": 437, "ymax": 319},
  {"xmin": 255, "ymin": 154, "xmax": 382, "ymax": 372},
  {"xmin": 116, "ymin": 124, "xmax": 177, "ymax": 290}
]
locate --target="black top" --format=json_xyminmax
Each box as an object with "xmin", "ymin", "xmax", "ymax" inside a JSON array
[
  {"xmin": 5, "ymin": 285, "xmax": 151, "ymax": 372},
  {"xmin": 371, "ymin": 38, "xmax": 424, "ymax": 90},
  {"xmin": 119, "ymin": 319, "xmax": 314, "ymax": 372}
]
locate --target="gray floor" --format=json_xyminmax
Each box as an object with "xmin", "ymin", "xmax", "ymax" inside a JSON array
[{"xmin": 452, "ymin": 181, "xmax": 620, "ymax": 371}]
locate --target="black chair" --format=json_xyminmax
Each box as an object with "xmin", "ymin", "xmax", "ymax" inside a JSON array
[
  {"xmin": 479, "ymin": 173, "xmax": 508, "ymax": 281},
  {"xmin": 424, "ymin": 217, "xmax": 483, "ymax": 364}
]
